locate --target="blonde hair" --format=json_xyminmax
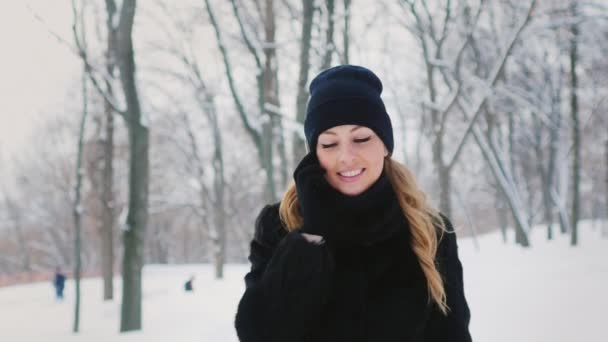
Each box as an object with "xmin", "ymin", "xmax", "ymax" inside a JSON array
[{"xmin": 279, "ymin": 157, "xmax": 449, "ymax": 315}]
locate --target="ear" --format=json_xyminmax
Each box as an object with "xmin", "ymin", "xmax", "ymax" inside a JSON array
[{"xmin": 384, "ymin": 147, "xmax": 389, "ymax": 157}]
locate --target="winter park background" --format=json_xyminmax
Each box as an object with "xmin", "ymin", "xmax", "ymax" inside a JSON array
[{"xmin": 0, "ymin": 1, "xmax": 606, "ymax": 342}]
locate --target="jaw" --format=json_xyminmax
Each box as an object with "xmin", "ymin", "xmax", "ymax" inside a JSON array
[{"xmin": 328, "ymin": 172, "xmax": 370, "ymax": 196}]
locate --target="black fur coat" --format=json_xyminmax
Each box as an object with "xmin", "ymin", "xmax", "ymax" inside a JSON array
[{"xmin": 234, "ymin": 183, "xmax": 472, "ymax": 342}]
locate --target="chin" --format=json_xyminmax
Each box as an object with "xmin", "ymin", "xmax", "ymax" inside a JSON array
[
  {"xmin": 327, "ymin": 175, "xmax": 373, "ymax": 196},
  {"xmin": 336, "ymin": 184, "xmax": 368, "ymax": 196}
]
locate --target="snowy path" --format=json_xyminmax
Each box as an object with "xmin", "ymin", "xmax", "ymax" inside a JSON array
[{"xmin": 0, "ymin": 221, "xmax": 606, "ymax": 342}]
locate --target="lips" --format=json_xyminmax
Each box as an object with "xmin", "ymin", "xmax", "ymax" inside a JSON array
[
  {"xmin": 337, "ymin": 168, "xmax": 365, "ymax": 183},
  {"xmin": 339, "ymin": 169, "xmax": 363, "ymax": 177}
]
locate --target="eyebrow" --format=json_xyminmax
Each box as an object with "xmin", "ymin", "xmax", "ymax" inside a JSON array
[{"xmin": 321, "ymin": 126, "xmax": 364, "ymax": 136}]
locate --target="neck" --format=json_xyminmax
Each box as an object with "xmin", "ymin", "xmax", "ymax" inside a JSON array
[{"xmin": 328, "ymin": 172, "xmax": 405, "ymax": 246}]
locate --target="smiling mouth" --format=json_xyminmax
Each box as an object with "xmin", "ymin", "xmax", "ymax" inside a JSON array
[
  {"xmin": 337, "ymin": 168, "xmax": 365, "ymax": 182},
  {"xmin": 338, "ymin": 169, "xmax": 364, "ymax": 177}
]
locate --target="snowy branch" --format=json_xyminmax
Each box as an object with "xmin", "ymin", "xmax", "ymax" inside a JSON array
[
  {"xmin": 204, "ymin": 0, "xmax": 262, "ymax": 146},
  {"xmin": 446, "ymin": 0, "xmax": 538, "ymax": 170}
]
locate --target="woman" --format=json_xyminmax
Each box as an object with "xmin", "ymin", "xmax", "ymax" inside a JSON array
[{"xmin": 235, "ymin": 65, "xmax": 472, "ymax": 342}]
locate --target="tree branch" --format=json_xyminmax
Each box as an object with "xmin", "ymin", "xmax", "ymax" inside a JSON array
[
  {"xmin": 28, "ymin": 3, "xmax": 126, "ymax": 117},
  {"xmin": 230, "ymin": 0, "xmax": 263, "ymax": 70},
  {"xmin": 204, "ymin": 0, "xmax": 262, "ymax": 146},
  {"xmin": 445, "ymin": 0, "xmax": 538, "ymax": 170}
]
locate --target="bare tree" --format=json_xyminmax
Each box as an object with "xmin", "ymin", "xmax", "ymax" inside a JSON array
[
  {"xmin": 568, "ymin": 1, "xmax": 581, "ymax": 246},
  {"xmin": 73, "ymin": 0, "xmax": 148, "ymax": 331},
  {"xmin": 605, "ymin": 139, "xmax": 608, "ymax": 237},
  {"xmin": 294, "ymin": 0, "xmax": 315, "ymax": 161},
  {"xmin": 145, "ymin": 1, "xmax": 231, "ymax": 278},
  {"xmin": 206, "ymin": 0, "xmax": 295, "ymax": 202},
  {"xmin": 82, "ymin": 0, "xmax": 119, "ymax": 302},
  {"xmin": 342, "ymin": 0, "xmax": 351, "ymax": 64},
  {"xmin": 100, "ymin": 0, "xmax": 118, "ymax": 301},
  {"xmin": 113, "ymin": 0, "xmax": 149, "ymax": 331},
  {"xmin": 399, "ymin": 0, "xmax": 536, "ymax": 245},
  {"xmin": 321, "ymin": 0, "xmax": 336, "ymax": 69},
  {"xmin": 262, "ymin": 0, "xmax": 289, "ymax": 191},
  {"xmin": 399, "ymin": 0, "xmax": 470, "ymax": 218},
  {"xmin": 9, "ymin": 0, "xmax": 605, "ymax": 286},
  {"xmin": 70, "ymin": 0, "xmax": 89, "ymax": 331}
]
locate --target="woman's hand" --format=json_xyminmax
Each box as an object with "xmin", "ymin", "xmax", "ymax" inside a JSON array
[
  {"xmin": 301, "ymin": 233, "xmax": 325, "ymax": 245},
  {"xmin": 293, "ymin": 153, "xmax": 337, "ymax": 239}
]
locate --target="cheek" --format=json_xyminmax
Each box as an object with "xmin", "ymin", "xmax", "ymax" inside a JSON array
[
  {"xmin": 317, "ymin": 153, "xmax": 334, "ymax": 171},
  {"xmin": 363, "ymin": 145, "xmax": 387, "ymax": 172}
]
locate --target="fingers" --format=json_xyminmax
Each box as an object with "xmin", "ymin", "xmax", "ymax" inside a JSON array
[
  {"xmin": 294, "ymin": 153, "xmax": 322, "ymax": 173},
  {"xmin": 294, "ymin": 153, "xmax": 326, "ymax": 184},
  {"xmin": 301, "ymin": 233, "xmax": 325, "ymax": 245}
]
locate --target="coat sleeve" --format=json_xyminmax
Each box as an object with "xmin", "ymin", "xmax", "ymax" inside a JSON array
[
  {"xmin": 423, "ymin": 214, "xmax": 472, "ymax": 342},
  {"xmin": 234, "ymin": 204, "xmax": 334, "ymax": 342}
]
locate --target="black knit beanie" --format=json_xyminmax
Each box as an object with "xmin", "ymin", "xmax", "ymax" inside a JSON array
[{"xmin": 304, "ymin": 65, "xmax": 394, "ymax": 154}]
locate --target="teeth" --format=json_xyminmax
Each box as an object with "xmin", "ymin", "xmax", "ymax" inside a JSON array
[{"xmin": 339, "ymin": 169, "xmax": 363, "ymax": 177}]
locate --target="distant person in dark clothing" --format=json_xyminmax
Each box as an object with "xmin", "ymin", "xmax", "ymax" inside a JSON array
[
  {"xmin": 184, "ymin": 275, "xmax": 195, "ymax": 292},
  {"xmin": 53, "ymin": 267, "xmax": 66, "ymax": 300}
]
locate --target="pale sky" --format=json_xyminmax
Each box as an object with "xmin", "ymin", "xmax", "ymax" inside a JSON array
[{"xmin": 0, "ymin": 1, "xmax": 79, "ymax": 164}]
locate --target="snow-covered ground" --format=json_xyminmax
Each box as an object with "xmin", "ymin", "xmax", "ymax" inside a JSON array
[{"xmin": 0, "ymin": 220, "xmax": 606, "ymax": 342}]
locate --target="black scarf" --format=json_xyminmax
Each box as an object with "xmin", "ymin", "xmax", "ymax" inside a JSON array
[{"xmin": 323, "ymin": 171, "xmax": 408, "ymax": 247}]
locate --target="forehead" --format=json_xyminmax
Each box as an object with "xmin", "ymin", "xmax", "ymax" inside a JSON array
[{"xmin": 319, "ymin": 125, "xmax": 372, "ymax": 136}]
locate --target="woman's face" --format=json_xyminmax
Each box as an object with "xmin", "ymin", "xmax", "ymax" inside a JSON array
[{"xmin": 316, "ymin": 125, "xmax": 388, "ymax": 196}]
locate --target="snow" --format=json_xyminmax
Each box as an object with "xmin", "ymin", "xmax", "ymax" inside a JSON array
[
  {"xmin": 139, "ymin": 109, "xmax": 149, "ymax": 129},
  {"xmin": 459, "ymin": 220, "xmax": 608, "ymax": 342},
  {"xmin": 0, "ymin": 220, "xmax": 606, "ymax": 342},
  {"xmin": 111, "ymin": 10, "xmax": 120, "ymax": 31}
]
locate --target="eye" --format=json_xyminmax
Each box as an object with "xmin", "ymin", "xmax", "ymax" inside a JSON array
[
  {"xmin": 320, "ymin": 143, "xmax": 337, "ymax": 149},
  {"xmin": 354, "ymin": 136, "xmax": 371, "ymax": 143}
]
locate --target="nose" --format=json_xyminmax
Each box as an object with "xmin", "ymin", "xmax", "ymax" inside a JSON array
[{"xmin": 337, "ymin": 143, "xmax": 357, "ymax": 165}]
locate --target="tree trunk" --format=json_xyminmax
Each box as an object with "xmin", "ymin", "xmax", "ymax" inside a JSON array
[
  {"xmin": 519, "ymin": 111, "xmax": 536, "ymax": 227},
  {"xmin": 102, "ymin": 0, "xmax": 117, "ymax": 301},
  {"xmin": 120, "ymin": 125, "xmax": 148, "ymax": 332},
  {"xmin": 604, "ymin": 139, "xmax": 608, "ymax": 237},
  {"xmin": 555, "ymin": 95, "xmax": 569, "ymax": 235},
  {"xmin": 542, "ymin": 163, "xmax": 553, "ymax": 240},
  {"xmin": 342, "ymin": 0, "xmax": 351, "ymax": 64},
  {"xmin": 426, "ymin": 53, "xmax": 452, "ymax": 218},
  {"xmin": 184, "ymin": 97, "xmax": 226, "ymax": 278},
  {"xmin": 523, "ymin": 151, "xmax": 536, "ymax": 226},
  {"xmin": 262, "ymin": 0, "xmax": 281, "ymax": 200},
  {"xmin": 211, "ymin": 113, "xmax": 226, "ymax": 278},
  {"xmin": 101, "ymin": 103, "xmax": 116, "ymax": 301},
  {"xmin": 531, "ymin": 112, "xmax": 547, "ymax": 232},
  {"xmin": 274, "ymin": 118, "xmax": 288, "ymax": 190},
  {"xmin": 490, "ymin": 132, "xmax": 530, "ymax": 247},
  {"xmin": 438, "ymin": 161, "xmax": 452, "ymax": 218},
  {"xmin": 454, "ymin": 189, "xmax": 479, "ymax": 250},
  {"xmin": 116, "ymin": 0, "xmax": 148, "ymax": 332},
  {"xmin": 456, "ymin": 98, "xmax": 531, "ymax": 246},
  {"xmin": 496, "ymin": 188, "xmax": 509, "ymax": 243},
  {"xmin": 321, "ymin": 0, "xmax": 335, "ymax": 69},
  {"xmin": 71, "ymin": 0, "xmax": 91, "ymax": 331},
  {"xmin": 508, "ymin": 111, "xmax": 515, "ymax": 185},
  {"xmin": 209, "ymin": 0, "xmax": 277, "ymax": 203},
  {"xmin": 569, "ymin": 2, "xmax": 580, "ymax": 246},
  {"xmin": 545, "ymin": 95, "xmax": 560, "ymax": 240},
  {"xmin": 198, "ymin": 91, "xmax": 226, "ymax": 278},
  {"xmin": 179, "ymin": 42, "xmax": 227, "ymax": 277},
  {"xmin": 293, "ymin": 0, "xmax": 314, "ymax": 162},
  {"xmin": 73, "ymin": 59, "xmax": 89, "ymax": 334}
]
